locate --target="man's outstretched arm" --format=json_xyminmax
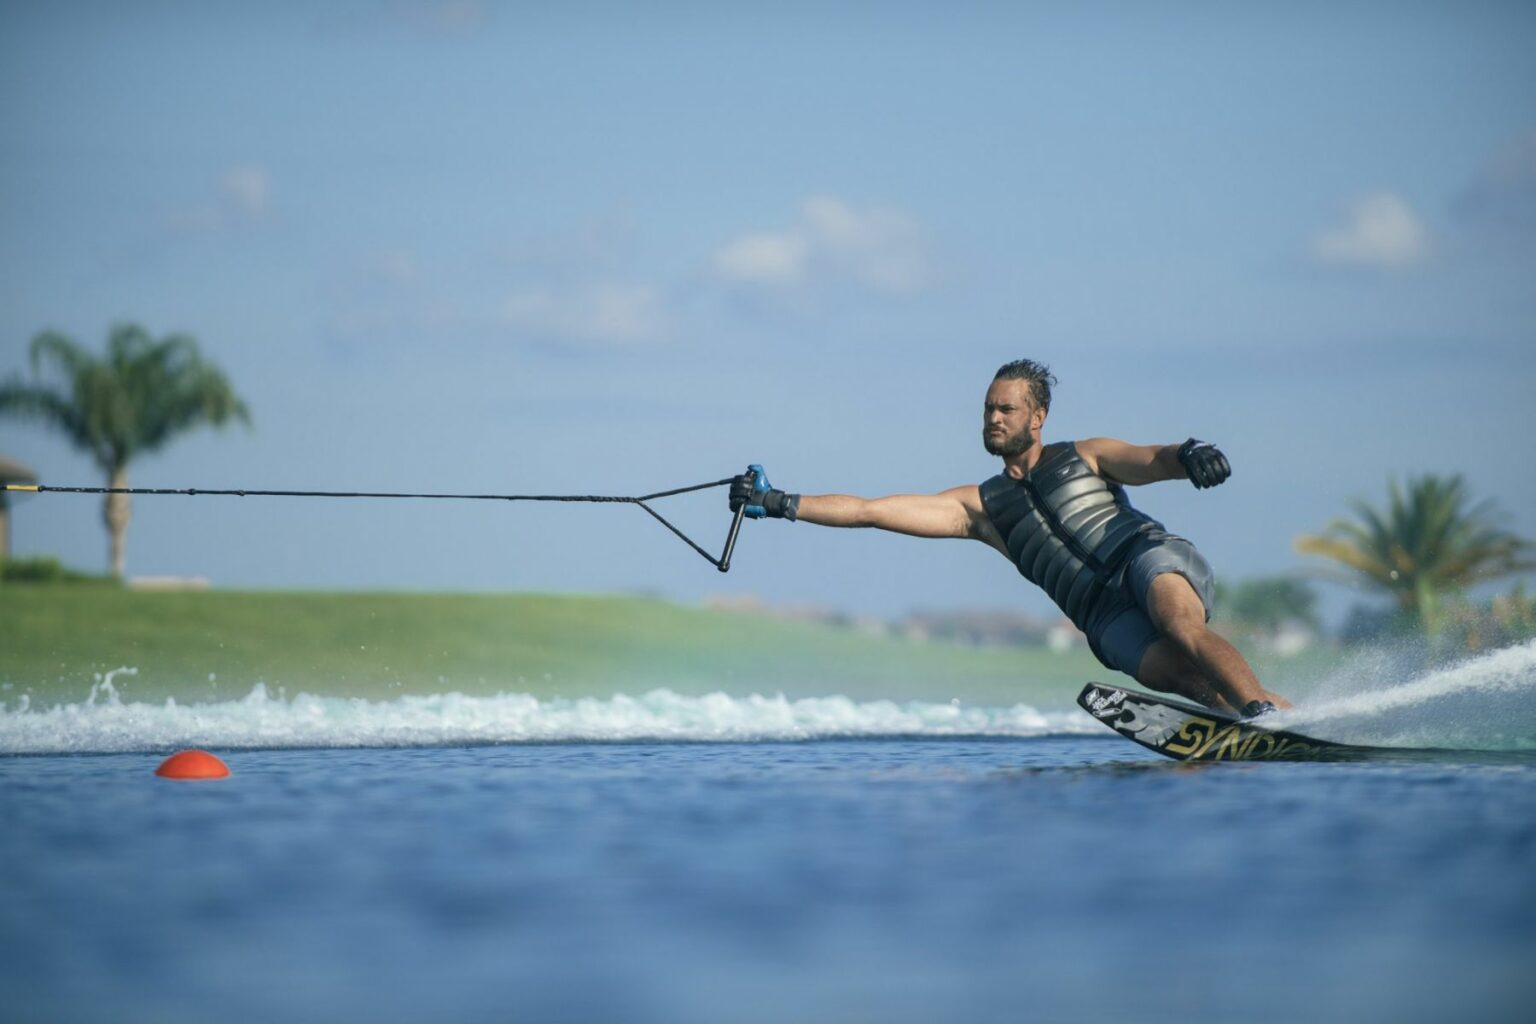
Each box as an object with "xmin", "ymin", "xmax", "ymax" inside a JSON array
[
  {"xmin": 1078, "ymin": 437, "xmax": 1231, "ymax": 489},
  {"xmin": 796, "ymin": 488, "xmax": 990, "ymax": 541},
  {"xmin": 730, "ymin": 470, "xmax": 1003, "ymax": 547}
]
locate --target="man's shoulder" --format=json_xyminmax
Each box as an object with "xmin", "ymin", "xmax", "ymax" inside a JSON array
[
  {"xmin": 1039, "ymin": 440, "xmax": 1091, "ymax": 473},
  {"xmin": 1062, "ymin": 438, "xmax": 1118, "ymax": 477}
]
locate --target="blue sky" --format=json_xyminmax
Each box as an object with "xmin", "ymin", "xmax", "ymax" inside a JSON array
[{"xmin": 1, "ymin": 0, "xmax": 1533, "ymax": 620}]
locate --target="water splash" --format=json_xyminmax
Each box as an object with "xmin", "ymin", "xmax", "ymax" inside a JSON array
[
  {"xmin": 1274, "ymin": 639, "xmax": 1536, "ymax": 750},
  {"xmin": 9, "ymin": 641, "xmax": 1533, "ymax": 755},
  {"xmin": 85, "ymin": 666, "xmax": 138, "ymax": 706},
  {"xmin": 0, "ymin": 683, "xmax": 1095, "ymax": 755}
]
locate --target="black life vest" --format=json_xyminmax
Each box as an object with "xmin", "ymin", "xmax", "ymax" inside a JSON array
[{"xmin": 978, "ymin": 442, "xmax": 1167, "ymax": 631}]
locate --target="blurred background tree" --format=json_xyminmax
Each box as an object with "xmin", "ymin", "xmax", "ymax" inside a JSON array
[
  {"xmin": 1437, "ymin": 583, "xmax": 1536, "ymax": 653},
  {"xmin": 1296, "ymin": 474, "xmax": 1534, "ymax": 638},
  {"xmin": 1214, "ymin": 576, "xmax": 1320, "ymax": 633},
  {"xmin": 0, "ymin": 325, "xmax": 250, "ymax": 579}
]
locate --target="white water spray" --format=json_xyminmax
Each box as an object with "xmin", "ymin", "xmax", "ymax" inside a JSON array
[
  {"xmin": 6, "ymin": 641, "xmax": 1534, "ymax": 756},
  {"xmin": 1274, "ymin": 639, "xmax": 1536, "ymax": 750},
  {"xmin": 0, "ymin": 683, "xmax": 1096, "ymax": 755}
]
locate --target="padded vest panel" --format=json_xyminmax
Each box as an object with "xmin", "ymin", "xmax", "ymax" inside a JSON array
[{"xmin": 979, "ymin": 443, "xmax": 1167, "ymax": 630}]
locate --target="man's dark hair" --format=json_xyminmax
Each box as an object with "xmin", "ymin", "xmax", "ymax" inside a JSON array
[{"xmin": 993, "ymin": 359, "xmax": 1057, "ymax": 413}]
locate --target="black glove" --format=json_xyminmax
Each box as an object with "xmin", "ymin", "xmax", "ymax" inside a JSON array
[
  {"xmin": 1177, "ymin": 438, "xmax": 1231, "ymax": 490},
  {"xmin": 728, "ymin": 464, "xmax": 800, "ymax": 520}
]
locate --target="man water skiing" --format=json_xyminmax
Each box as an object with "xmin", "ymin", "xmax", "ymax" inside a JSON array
[{"xmin": 730, "ymin": 359, "xmax": 1289, "ymax": 717}]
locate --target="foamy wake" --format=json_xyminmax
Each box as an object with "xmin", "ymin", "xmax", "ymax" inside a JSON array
[
  {"xmin": 1274, "ymin": 639, "xmax": 1536, "ymax": 750},
  {"xmin": 0, "ymin": 674, "xmax": 1094, "ymax": 755},
  {"xmin": 9, "ymin": 640, "xmax": 1534, "ymax": 756}
]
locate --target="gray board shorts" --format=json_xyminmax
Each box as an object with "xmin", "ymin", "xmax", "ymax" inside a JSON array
[{"xmin": 1085, "ymin": 534, "xmax": 1216, "ymax": 677}]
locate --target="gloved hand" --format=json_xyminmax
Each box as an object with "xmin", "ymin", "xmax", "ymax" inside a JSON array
[
  {"xmin": 1177, "ymin": 439, "xmax": 1231, "ymax": 489},
  {"xmin": 729, "ymin": 464, "xmax": 799, "ymax": 520}
]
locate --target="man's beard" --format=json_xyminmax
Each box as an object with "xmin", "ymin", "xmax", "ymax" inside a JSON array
[{"xmin": 984, "ymin": 428, "xmax": 1034, "ymax": 457}]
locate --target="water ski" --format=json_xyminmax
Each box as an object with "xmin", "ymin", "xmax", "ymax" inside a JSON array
[{"xmin": 1077, "ymin": 683, "xmax": 1369, "ymax": 762}]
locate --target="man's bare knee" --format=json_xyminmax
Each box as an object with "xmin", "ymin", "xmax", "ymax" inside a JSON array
[
  {"xmin": 1145, "ymin": 575, "xmax": 1210, "ymax": 638},
  {"xmin": 1146, "ymin": 572, "xmax": 1204, "ymax": 613}
]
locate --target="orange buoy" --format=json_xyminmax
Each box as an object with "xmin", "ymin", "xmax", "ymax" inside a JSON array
[{"xmin": 155, "ymin": 749, "xmax": 230, "ymax": 780}]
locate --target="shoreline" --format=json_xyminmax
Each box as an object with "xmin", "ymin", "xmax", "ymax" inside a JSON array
[{"xmin": 4, "ymin": 587, "xmax": 1117, "ymax": 709}]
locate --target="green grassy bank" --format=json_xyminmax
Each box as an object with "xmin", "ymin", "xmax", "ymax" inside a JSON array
[{"xmin": 2, "ymin": 588, "xmax": 1116, "ymax": 710}]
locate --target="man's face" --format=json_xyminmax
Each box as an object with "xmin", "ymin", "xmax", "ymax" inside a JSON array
[{"xmin": 982, "ymin": 378, "xmax": 1045, "ymax": 457}]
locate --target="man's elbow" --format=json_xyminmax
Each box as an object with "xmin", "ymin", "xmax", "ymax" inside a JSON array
[{"xmin": 859, "ymin": 497, "xmax": 896, "ymax": 530}]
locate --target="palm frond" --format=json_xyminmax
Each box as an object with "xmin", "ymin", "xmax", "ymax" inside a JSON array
[
  {"xmin": 8, "ymin": 323, "xmax": 252, "ymax": 471},
  {"xmin": 1297, "ymin": 473, "xmax": 1535, "ymax": 619},
  {"xmin": 28, "ymin": 331, "xmax": 98, "ymax": 381},
  {"xmin": 0, "ymin": 381, "xmax": 93, "ymax": 449},
  {"xmin": 131, "ymin": 344, "xmax": 252, "ymax": 455},
  {"xmin": 1295, "ymin": 535, "xmax": 1396, "ymax": 585}
]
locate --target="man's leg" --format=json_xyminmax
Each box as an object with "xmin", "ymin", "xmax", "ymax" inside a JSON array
[
  {"xmin": 1142, "ymin": 573, "xmax": 1292, "ymax": 710},
  {"xmin": 1132, "ymin": 638, "xmax": 1240, "ymax": 714}
]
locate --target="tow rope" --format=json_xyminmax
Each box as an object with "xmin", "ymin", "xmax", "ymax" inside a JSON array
[{"xmin": 2, "ymin": 471, "xmax": 754, "ymax": 572}]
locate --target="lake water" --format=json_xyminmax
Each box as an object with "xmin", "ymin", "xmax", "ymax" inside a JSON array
[
  {"xmin": 4, "ymin": 642, "xmax": 1535, "ymax": 1023},
  {"xmin": 4, "ymin": 737, "xmax": 1534, "ymax": 1023}
]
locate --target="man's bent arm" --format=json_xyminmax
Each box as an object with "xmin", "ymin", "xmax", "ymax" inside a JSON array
[{"xmin": 1077, "ymin": 437, "xmax": 1186, "ymax": 486}]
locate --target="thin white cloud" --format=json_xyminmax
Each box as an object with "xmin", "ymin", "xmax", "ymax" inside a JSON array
[
  {"xmin": 504, "ymin": 284, "xmax": 663, "ymax": 344},
  {"xmin": 1312, "ymin": 192, "xmax": 1427, "ymax": 268},
  {"xmin": 221, "ymin": 166, "xmax": 270, "ymax": 215},
  {"xmin": 168, "ymin": 166, "xmax": 272, "ymax": 233},
  {"xmin": 802, "ymin": 196, "xmax": 927, "ymax": 292},
  {"xmin": 713, "ymin": 196, "xmax": 929, "ymax": 293},
  {"xmin": 713, "ymin": 232, "xmax": 808, "ymax": 285}
]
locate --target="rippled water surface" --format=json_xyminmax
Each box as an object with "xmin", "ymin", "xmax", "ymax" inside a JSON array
[{"xmin": 4, "ymin": 737, "xmax": 1534, "ymax": 1024}]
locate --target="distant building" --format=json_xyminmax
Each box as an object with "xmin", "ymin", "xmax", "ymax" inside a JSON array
[
  {"xmin": 704, "ymin": 594, "xmax": 1088, "ymax": 652},
  {"xmin": 1045, "ymin": 619, "xmax": 1082, "ymax": 653},
  {"xmin": 704, "ymin": 593, "xmax": 767, "ymax": 613},
  {"xmin": 127, "ymin": 576, "xmax": 212, "ymax": 591},
  {"xmin": 897, "ymin": 609, "xmax": 1074, "ymax": 649},
  {"xmin": 1254, "ymin": 624, "xmax": 1316, "ymax": 658},
  {"xmin": 0, "ymin": 453, "xmax": 38, "ymax": 566}
]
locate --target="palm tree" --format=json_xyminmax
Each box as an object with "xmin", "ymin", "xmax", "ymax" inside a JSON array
[
  {"xmin": 0, "ymin": 324, "xmax": 250, "ymax": 578},
  {"xmin": 1216, "ymin": 576, "xmax": 1320, "ymax": 633},
  {"xmin": 1296, "ymin": 474, "xmax": 1534, "ymax": 630}
]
